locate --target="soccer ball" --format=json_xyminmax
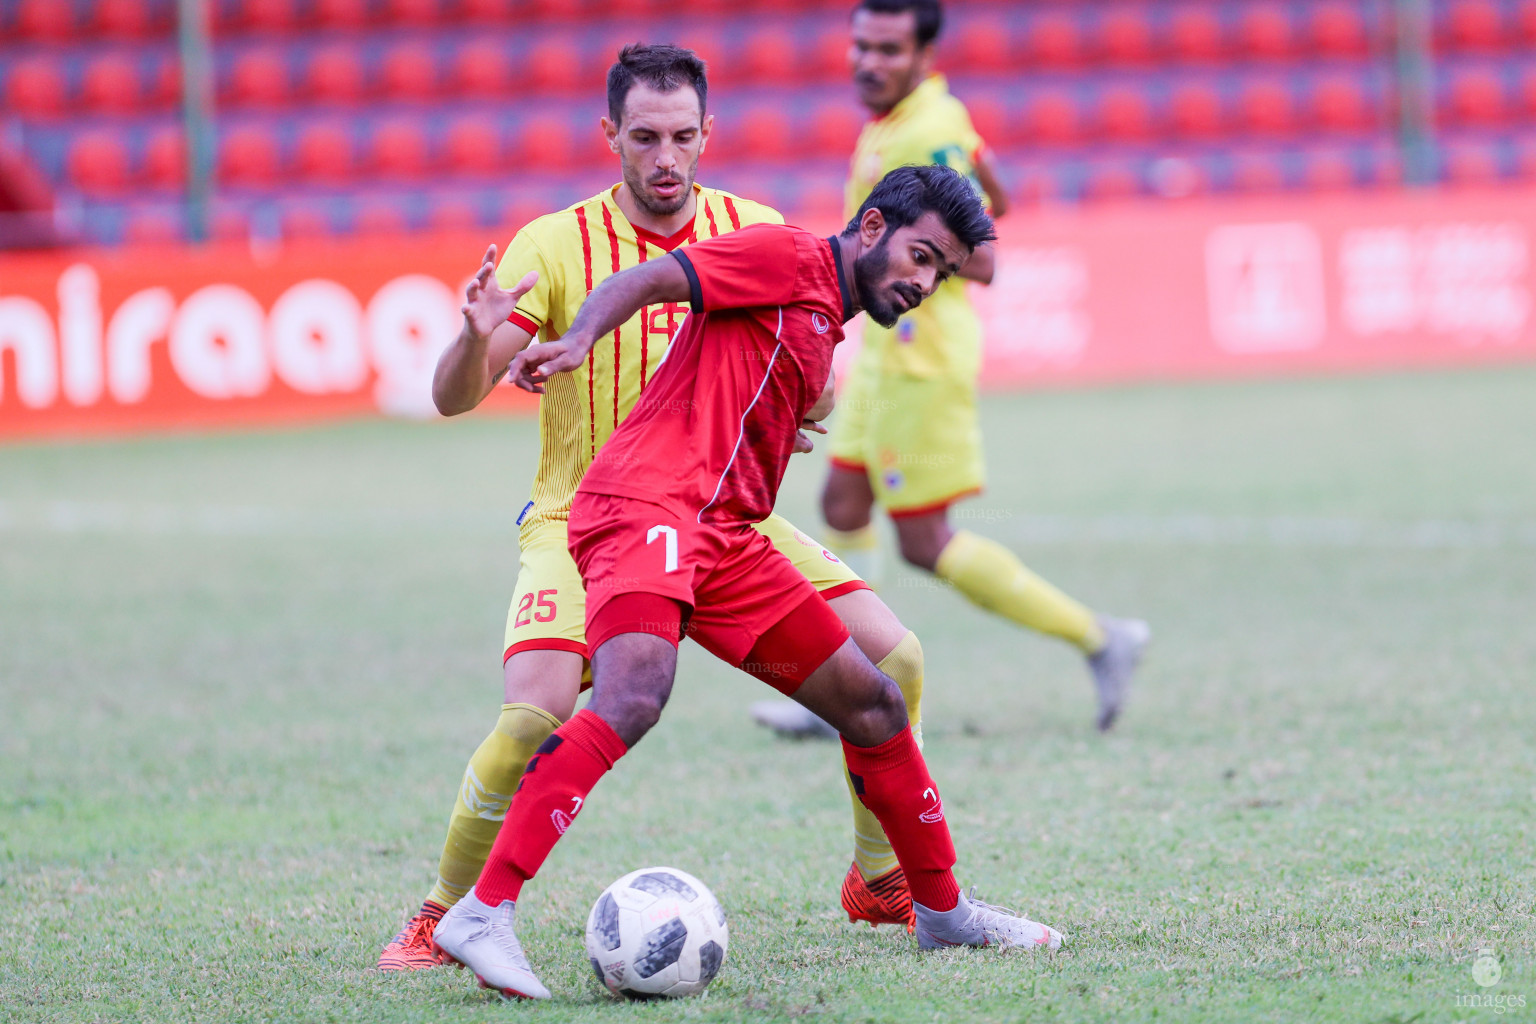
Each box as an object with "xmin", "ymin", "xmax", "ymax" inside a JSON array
[{"xmin": 584, "ymin": 866, "xmax": 728, "ymax": 999}]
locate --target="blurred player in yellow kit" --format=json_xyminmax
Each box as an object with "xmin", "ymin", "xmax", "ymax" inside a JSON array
[
  {"xmin": 751, "ymin": 0, "xmax": 1149, "ymax": 741},
  {"xmin": 377, "ymin": 44, "xmax": 927, "ymax": 971}
]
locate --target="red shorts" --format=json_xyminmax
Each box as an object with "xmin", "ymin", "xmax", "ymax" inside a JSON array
[{"xmin": 567, "ymin": 491, "xmax": 850, "ymax": 692}]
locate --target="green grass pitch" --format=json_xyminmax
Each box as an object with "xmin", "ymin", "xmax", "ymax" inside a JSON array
[{"xmin": 2, "ymin": 367, "xmax": 1532, "ymax": 1023}]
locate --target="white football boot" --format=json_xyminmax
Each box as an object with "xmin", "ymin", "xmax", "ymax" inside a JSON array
[
  {"xmin": 431, "ymin": 889, "xmax": 551, "ymax": 1000},
  {"xmin": 1088, "ymin": 615, "xmax": 1151, "ymax": 732},
  {"xmin": 913, "ymin": 889, "xmax": 1065, "ymax": 950}
]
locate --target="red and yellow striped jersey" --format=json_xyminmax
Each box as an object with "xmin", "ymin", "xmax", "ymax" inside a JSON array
[{"xmin": 495, "ymin": 183, "xmax": 782, "ymax": 525}]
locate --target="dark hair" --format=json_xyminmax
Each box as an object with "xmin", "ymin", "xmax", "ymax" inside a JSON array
[
  {"xmin": 853, "ymin": 0, "xmax": 943, "ymax": 48},
  {"xmin": 844, "ymin": 164, "xmax": 996, "ymax": 250},
  {"xmin": 606, "ymin": 44, "xmax": 709, "ymax": 125}
]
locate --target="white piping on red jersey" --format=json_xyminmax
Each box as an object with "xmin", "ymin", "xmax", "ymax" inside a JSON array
[{"xmin": 697, "ymin": 306, "xmax": 783, "ymax": 524}]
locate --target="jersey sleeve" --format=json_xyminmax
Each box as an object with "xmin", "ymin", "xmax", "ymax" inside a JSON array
[
  {"xmin": 672, "ymin": 223, "xmax": 800, "ymax": 313},
  {"xmin": 495, "ymin": 228, "xmax": 554, "ymax": 335}
]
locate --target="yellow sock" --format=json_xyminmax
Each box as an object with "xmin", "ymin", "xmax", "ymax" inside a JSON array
[
  {"xmin": 935, "ymin": 530, "xmax": 1105, "ymax": 653},
  {"xmin": 426, "ymin": 703, "xmax": 561, "ymax": 909},
  {"xmin": 824, "ymin": 524, "xmax": 882, "ymax": 589},
  {"xmin": 844, "ymin": 631, "xmax": 924, "ymax": 881}
]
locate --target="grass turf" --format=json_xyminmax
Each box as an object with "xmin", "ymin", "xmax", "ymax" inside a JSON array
[{"xmin": 2, "ymin": 367, "xmax": 1533, "ymax": 1023}]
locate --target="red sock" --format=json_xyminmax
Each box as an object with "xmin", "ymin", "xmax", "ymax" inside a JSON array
[
  {"xmin": 474, "ymin": 709, "xmax": 628, "ymax": 906},
  {"xmin": 841, "ymin": 730, "xmax": 961, "ymax": 912}
]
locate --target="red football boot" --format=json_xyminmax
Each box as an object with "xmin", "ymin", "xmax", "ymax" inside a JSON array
[{"xmin": 840, "ymin": 862, "xmax": 916, "ymax": 932}]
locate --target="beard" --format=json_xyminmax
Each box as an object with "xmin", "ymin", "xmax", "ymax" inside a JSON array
[
  {"xmin": 853, "ymin": 236, "xmax": 904, "ymax": 328},
  {"xmin": 623, "ymin": 155, "xmax": 699, "ymax": 218}
]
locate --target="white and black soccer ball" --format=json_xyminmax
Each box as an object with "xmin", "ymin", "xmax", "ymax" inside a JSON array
[{"xmin": 584, "ymin": 866, "xmax": 728, "ymax": 999}]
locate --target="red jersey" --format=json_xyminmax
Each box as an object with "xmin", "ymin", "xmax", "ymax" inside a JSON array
[{"xmin": 577, "ymin": 223, "xmax": 854, "ymax": 526}]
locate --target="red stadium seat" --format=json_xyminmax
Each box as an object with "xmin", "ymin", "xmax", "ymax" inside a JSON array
[
  {"xmin": 1311, "ymin": 76, "xmax": 1370, "ymax": 132},
  {"xmin": 1095, "ymin": 85, "xmax": 1155, "ymax": 141},
  {"xmin": 369, "ymin": 119, "xmax": 431, "ymax": 179},
  {"xmin": 1445, "ymin": 0, "xmax": 1504, "ymax": 52},
  {"xmin": 1168, "ymin": 82, "xmax": 1224, "ymax": 139},
  {"xmin": 1515, "ymin": 139, "xmax": 1536, "ymax": 179},
  {"xmin": 1147, "ymin": 156, "xmax": 1207, "ymax": 198},
  {"xmin": 808, "ymin": 105, "xmax": 864, "ymax": 158},
  {"xmin": 384, "ymin": 0, "xmax": 438, "ymax": 26},
  {"xmin": 1026, "ymin": 90, "xmax": 1081, "ymax": 145},
  {"xmin": 67, "ymin": 131, "xmax": 131, "ymax": 195},
  {"xmin": 143, "ymin": 128, "xmax": 186, "ymax": 189},
  {"xmin": 527, "ymin": 36, "xmax": 585, "ymax": 95},
  {"xmin": 1167, "ymin": 6, "xmax": 1224, "ymax": 63},
  {"xmin": 227, "ymin": 49, "xmax": 290, "ymax": 108},
  {"xmin": 964, "ymin": 94, "xmax": 1007, "ymax": 151},
  {"xmin": 314, "ymin": 0, "xmax": 369, "ymax": 28},
  {"xmin": 81, "ymin": 55, "xmax": 143, "ymax": 114},
  {"xmin": 1300, "ymin": 149, "xmax": 1355, "ymax": 191},
  {"xmin": 16, "ymin": 0, "xmax": 73, "ymax": 41},
  {"xmin": 444, "ymin": 115, "xmax": 504, "ymax": 176},
  {"xmin": 93, "ymin": 0, "xmax": 165, "ymax": 39},
  {"xmin": 124, "ymin": 207, "xmax": 182, "ymax": 245},
  {"xmin": 1095, "ymin": 7, "xmax": 1156, "ymax": 66},
  {"xmin": 354, "ymin": 203, "xmax": 410, "ymax": 236},
  {"xmin": 952, "ymin": 18, "xmax": 1012, "ymax": 74},
  {"xmin": 219, "ymin": 125, "xmax": 282, "ymax": 187},
  {"xmin": 1446, "ymin": 68, "xmax": 1507, "ymax": 126},
  {"xmin": 211, "ymin": 207, "xmax": 251, "ymax": 243},
  {"xmin": 741, "ymin": 27, "xmax": 800, "ymax": 88},
  {"xmin": 381, "ymin": 45, "xmax": 438, "ymax": 101},
  {"xmin": 1445, "ymin": 143, "xmax": 1502, "ymax": 185},
  {"xmin": 295, "ymin": 123, "xmax": 355, "ymax": 183},
  {"xmin": 805, "ymin": 32, "xmax": 850, "ymax": 83},
  {"xmin": 427, "ymin": 199, "xmax": 481, "ymax": 233},
  {"xmin": 460, "ymin": 0, "xmax": 509, "ymax": 20},
  {"xmin": 1029, "ymin": 12, "xmax": 1083, "ymax": 70},
  {"xmin": 1519, "ymin": 0, "xmax": 1536, "ymax": 44},
  {"xmin": 281, "ymin": 206, "xmax": 336, "ymax": 240},
  {"xmin": 150, "ymin": 55, "xmax": 181, "ymax": 108},
  {"xmin": 305, "ymin": 46, "xmax": 368, "ymax": 104},
  {"xmin": 1520, "ymin": 67, "xmax": 1536, "ymax": 117},
  {"xmin": 517, "ymin": 116, "xmax": 575, "ymax": 170},
  {"xmin": 739, "ymin": 105, "xmax": 793, "ymax": 161},
  {"xmin": 1238, "ymin": 79, "xmax": 1296, "ymax": 136},
  {"xmin": 1238, "ymin": 4, "xmax": 1294, "ymax": 60},
  {"xmin": 1081, "ymin": 162, "xmax": 1141, "ymax": 202},
  {"xmin": 1309, "ymin": 3, "xmax": 1370, "ymax": 58},
  {"xmin": 5, "ymin": 58, "xmax": 68, "ymax": 117},
  {"xmin": 1230, "ymin": 152, "xmax": 1287, "ymax": 192},
  {"xmin": 451, "ymin": 40, "xmax": 512, "ymax": 98},
  {"xmin": 241, "ymin": 0, "xmax": 303, "ymax": 32}
]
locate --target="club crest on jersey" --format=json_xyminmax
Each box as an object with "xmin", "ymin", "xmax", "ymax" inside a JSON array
[
  {"xmin": 883, "ymin": 469, "xmax": 904, "ymax": 491},
  {"xmin": 811, "ymin": 312, "xmax": 830, "ymax": 335}
]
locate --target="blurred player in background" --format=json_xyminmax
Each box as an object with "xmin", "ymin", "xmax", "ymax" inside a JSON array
[
  {"xmin": 431, "ymin": 165, "xmax": 1063, "ymax": 1000},
  {"xmin": 751, "ymin": 0, "xmax": 1149, "ymax": 741},
  {"xmin": 379, "ymin": 44, "xmax": 928, "ymax": 972}
]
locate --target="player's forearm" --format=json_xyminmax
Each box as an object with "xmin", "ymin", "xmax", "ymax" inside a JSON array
[
  {"xmin": 959, "ymin": 244, "xmax": 995, "ymax": 285},
  {"xmin": 432, "ymin": 325, "xmax": 497, "ymax": 416},
  {"xmin": 564, "ymin": 258, "xmax": 691, "ymax": 354}
]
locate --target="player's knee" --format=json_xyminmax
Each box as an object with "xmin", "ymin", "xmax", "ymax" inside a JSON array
[
  {"xmin": 821, "ymin": 477, "xmax": 871, "ymax": 533},
  {"xmin": 840, "ymin": 671, "xmax": 908, "ymax": 747},
  {"xmin": 895, "ymin": 532, "xmax": 941, "ymax": 571}
]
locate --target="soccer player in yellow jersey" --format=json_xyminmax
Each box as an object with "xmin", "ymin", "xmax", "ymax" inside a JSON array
[
  {"xmin": 378, "ymin": 44, "xmax": 925, "ymax": 971},
  {"xmin": 754, "ymin": 0, "xmax": 1149, "ymax": 741}
]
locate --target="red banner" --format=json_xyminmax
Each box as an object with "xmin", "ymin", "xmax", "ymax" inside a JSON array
[{"xmin": 3, "ymin": 186, "xmax": 1534, "ymax": 440}]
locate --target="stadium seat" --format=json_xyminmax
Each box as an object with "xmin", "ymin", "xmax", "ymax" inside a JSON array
[
  {"xmin": 124, "ymin": 206, "xmax": 182, "ymax": 245},
  {"xmin": 1081, "ymin": 161, "xmax": 1141, "ymax": 201},
  {"xmin": 952, "ymin": 17, "xmax": 1013, "ymax": 74},
  {"xmin": 516, "ymin": 115, "xmax": 575, "ymax": 170},
  {"xmin": 451, "ymin": 40, "xmax": 512, "ymax": 98},
  {"xmin": 1168, "ymin": 81, "xmax": 1225, "ymax": 139},
  {"xmin": 1515, "ymin": 138, "xmax": 1536, "ymax": 179},
  {"xmin": 1229, "ymin": 151, "xmax": 1287, "ymax": 192},
  {"xmin": 805, "ymin": 32, "xmax": 850, "ymax": 83},
  {"xmin": 92, "ymin": 0, "xmax": 166, "ymax": 39},
  {"xmin": 1238, "ymin": 4, "xmax": 1294, "ymax": 60},
  {"xmin": 460, "ymin": 0, "xmax": 509, "ymax": 19},
  {"xmin": 1310, "ymin": 76, "xmax": 1371, "ymax": 132},
  {"xmin": 313, "ymin": 0, "xmax": 369, "ymax": 29},
  {"xmin": 353, "ymin": 202, "xmax": 410, "ymax": 236},
  {"xmin": 1095, "ymin": 7, "xmax": 1156, "ymax": 66},
  {"xmin": 241, "ymin": 0, "xmax": 303, "ymax": 32},
  {"xmin": 1167, "ymin": 5, "xmax": 1225, "ymax": 63},
  {"xmin": 1028, "ymin": 12, "xmax": 1084, "ymax": 70},
  {"xmin": 15, "ymin": 0, "xmax": 74, "ymax": 41},
  {"xmin": 963, "ymin": 93, "xmax": 1007, "ymax": 151},
  {"xmin": 427, "ymin": 198, "xmax": 482, "ymax": 233},
  {"xmin": 1299, "ymin": 148, "xmax": 1356, "ymax": 190},
  {"xmin": 1146, "ymin": 156, "xmax": 1207, "ymax": 198},
  {"xmin": 305, "ymin": 45, "xmax": 369, "ymax": 104},
  {"xmin": 1238, "ymin": 79, "xmax": 1296, "ymax": 136},
  {"xmin": 740, "ymin": 27, "xmax": 800, "ymax": 88},
  {"xmin": 5, "ymin": 57, "xmax": 68, "ymax": 118},
  {"xmin": 210, "ymin": 206, "xmax": 252, "ymax": 243},
  {"xmin": 1443, "ymin": 142, "xmax": 1503, "ymax": 185},
  {"xmin": 808, "ymin": 105, "xmax": 864, "ymax": 158},
  {"xmin": 219, "ymin": 125, "xmax": 282, "ymax": 187},
  {"xmin": 1519, "ymin": 0, "xmax": 1536, "ymax": 44},
  {"xmin": 295, "ymin": 123, "xmax": 356, "ymax": 183},
  {"xmin": 739, "ymin": 105, "xmax": 793, "ymax": 161},
  {"xmin": 143, "ymin": 128, "xmax": 186, "ymax": 189},
  {"xmin": 1094, "ymin": 85, "xmax": 1156, "ymax": 141},
  {"xmin": 369, "ymin": 119, "xmax": 431, "ymax": 179},
  {"xmin": 384, "ymin": 0, "xmax": 438, "ymax": 26},
  {"xmin": 150, "ymin": 55, "xmax": 181, "ymax": 107},
  {"xmin": 1308, "ymin": 3, "xmax": 1370, "ymax": 58},
  {"xmin": 444, "ymin": 115, "xmax": 504, "ymax": 176},
  {"xmin": 1445, "ymin": 0, "xmax": 1504, "ymax": 52},
  {"xmin": 67, "ymin": 131, "xmax": 131, "ymax": 195},
  {"xmin": 380, "ymin": 44, "xmax": 439, "ymax": 101},
  {"xmin": 1026, "ymin": 90, "xmax": 1082, "ymax": 145},
  {"xmin": 527, "ymin": 36, "xmax": 585, "ymax": 95},
  {"xmin": 80, "ymin": 55, "xmax": 143, "ymax": 114},
  {"xmin": 1445, "ymin": 67, "xmax": 1507, "ymax": 126},
  {"xmin": 281, "ymin": 205, "xmax": 337, "ymax": 239},
  {"xmin": 226, "ymin": 49, "xmax": 291, "ymax": 108},
  {"xmin": 502, "ymin": 195, "xmax": 550, "ymax": 233},
  {"xmin": 1519, "ymin": 67, "xmax": 1536, "ymax": 117}
]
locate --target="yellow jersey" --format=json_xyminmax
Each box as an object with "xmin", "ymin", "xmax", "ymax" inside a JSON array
[
  {"xmin": 495, "ymin": 183, "xmax": 782, "ymax": 525},
  {"xmin": 845, "ymin": 74, "xmax": 986, "ymax": 380}
]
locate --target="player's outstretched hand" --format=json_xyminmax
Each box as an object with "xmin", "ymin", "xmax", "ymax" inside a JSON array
[
  {"xmin": 462, "ymin": 244, "xmax": 538, "ymax": 342},
  {"xmin": 506, "ymin": 332, "xmax": 596, "ymax": 393}
]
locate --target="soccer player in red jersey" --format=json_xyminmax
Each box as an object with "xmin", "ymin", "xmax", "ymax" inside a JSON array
[{"xmin": 431, "ymin": 165, "xmax": 1065, "ymax": 1000}]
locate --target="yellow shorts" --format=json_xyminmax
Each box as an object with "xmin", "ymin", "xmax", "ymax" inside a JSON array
[
  {"xmin": 827, "ymin": 363, "xmax": 985, "ymax": 517},
  {"xmin": 503, "ymin": 512, "xmax": 868, "ymax": 661}
]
